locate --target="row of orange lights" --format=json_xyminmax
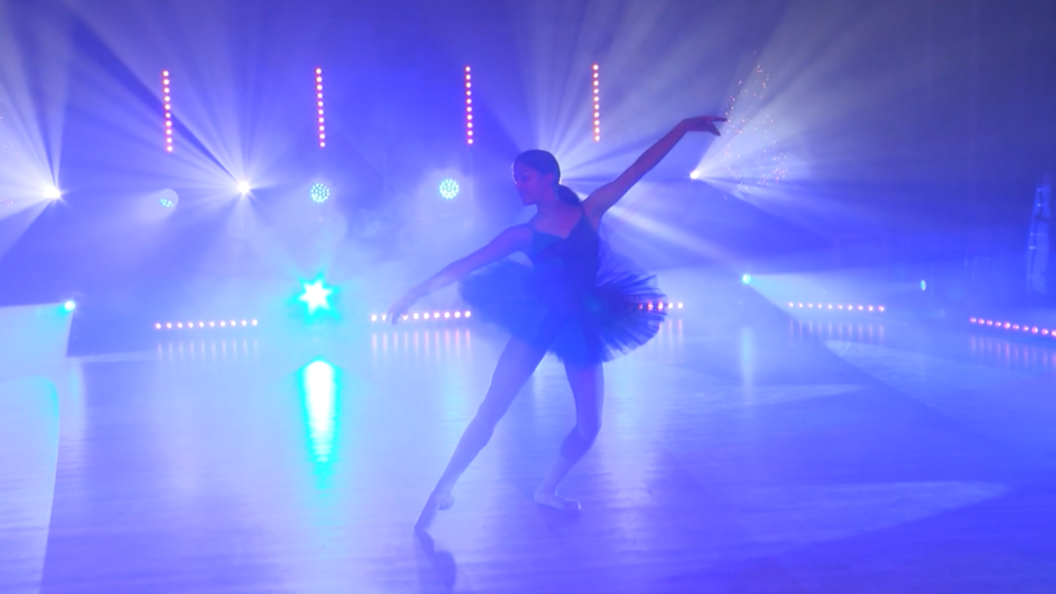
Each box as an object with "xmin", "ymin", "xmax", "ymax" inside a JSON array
[
  {"xmin": 155, "ymin": 320, "xmax": 258, "ymax": 330},
  {"xmin": 969, "ymin": 318, "xmax": 1054, "ymax": 337},
  {"xmin": 161, "ymin": 70, "xmax": 173, "ymax": 152},
  {"xmin": 371, "ymin": 311, "xmax": 472, "ymax": 323},
  {"xmin": 315, "ymin": 67, "xmax": 326, "ymax": 148},
  {"xmin": 787, "ymin": 302, "xmax": 885, "ymax": 313}
]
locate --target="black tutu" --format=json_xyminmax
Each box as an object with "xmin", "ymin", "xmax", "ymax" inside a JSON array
[{"xmin": 459, "ymin": 216, "xmax": 666, "ymax": 364}]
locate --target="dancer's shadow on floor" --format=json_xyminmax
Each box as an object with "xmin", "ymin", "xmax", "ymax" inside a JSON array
[{"xmin": 414, "ymin": 530, "xmax": 458, "ymax": 593}]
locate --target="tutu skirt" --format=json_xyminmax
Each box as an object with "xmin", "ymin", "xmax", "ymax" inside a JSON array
[{"xmin": 459, "ymin": 252, "xmax": 666, "ymax": 364}]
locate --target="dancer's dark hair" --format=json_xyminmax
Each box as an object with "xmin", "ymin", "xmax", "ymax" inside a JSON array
[{"xmin": 515, "ymin": 149, "xmax": 581, "ymax": 205}]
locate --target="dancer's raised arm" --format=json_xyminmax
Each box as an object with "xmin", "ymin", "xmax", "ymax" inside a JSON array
[
  {"xmin": 583, "ymin": 115, "xmax": 725, "ymax": 220},
  {"xmin": 387, "ymin": 225, "xmax": 531, "ymax": 323}
]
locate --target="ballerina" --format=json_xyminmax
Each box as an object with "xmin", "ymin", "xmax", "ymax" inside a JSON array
[{"xmin": 387, "ymin": 115, "xmax": 725, "ymax": 532}]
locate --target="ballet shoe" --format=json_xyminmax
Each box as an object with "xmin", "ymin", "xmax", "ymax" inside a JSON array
[{"xmin": 533, "ymin": 490, "xmax": 581, "ymax": 512}]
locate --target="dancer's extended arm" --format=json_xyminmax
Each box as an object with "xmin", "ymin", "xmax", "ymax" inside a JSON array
[
  {"xmin": 387, "ymin": 225, "xmax": 531, "ymax": 323},
  {"xmin": 583, "ymin": 115, "xmax": 725, "ymax": 220}
]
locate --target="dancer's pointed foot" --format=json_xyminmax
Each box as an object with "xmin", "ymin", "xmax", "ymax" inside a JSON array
[
  {"xmin": 414, "ymin": 491, "xmax": 455, "ymax": 532},
  {"xmin": 533, "ymin": 489, "xmax": 581, "ymax": 512}
]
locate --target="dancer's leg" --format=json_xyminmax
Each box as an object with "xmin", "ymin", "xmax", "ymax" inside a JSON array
[
  {"xmin": 415, "ymin": 337, "xmax": 548, "ymax": 531},
  {"xmin": 535, "ymin": 361, "xmax": 603, "ymax": 511}
]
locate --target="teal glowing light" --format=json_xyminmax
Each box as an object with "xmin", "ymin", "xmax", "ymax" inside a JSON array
[
  {"xmin": 63, "ymin": 301, "xmax": 76, "ymax": 312},
  {"xmin": 741, "ymin": 274, "xmax": 752, "ymax": 285},
  {"xmin": 300, "ymin": 360, "xmax": 339, "ymax": 468},
  {"xmin": 310, "ymin": 183, "xmax": 330, "ymax": 203},
  {"xmin": 439, "ymin": 178, "xmax": 460, "ymax": 200},
  {"xmin": 157, "ymin": 189, "xmax": 178, "ymax": 209},
  {"xmin": 920, "ymin": 280, "xmax": 927, "ymax": 291},
  {"xmin": 299, "ymin": 279, "xmax": 333, "ymax": 314}
]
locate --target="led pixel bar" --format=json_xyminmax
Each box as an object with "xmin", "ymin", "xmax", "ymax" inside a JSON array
[
  {"xmin": 162, "ymin": 70, "xmax": 173, "ymax": 152},
  {"xmin": 465, "ymin": 66, "xmax": 474, "ymax": 145},
  {"xmin": 592, "ymin": 63, "xmax": 600, "ymax": 142},
  {"xmin": 315, "ymin": 67, "xmax": 326, "ymax": 148}
]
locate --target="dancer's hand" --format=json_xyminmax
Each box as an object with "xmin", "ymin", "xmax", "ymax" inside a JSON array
[
  {"xmin": 386, "ymin": 290, "xmax": 419, "ymax": 325},
  {"xmin": 680, "ymin": 115, "xmax": 726, "ymax": 136}
]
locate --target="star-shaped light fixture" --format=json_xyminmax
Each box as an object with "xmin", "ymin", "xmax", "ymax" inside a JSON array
[{"xmin": 299, "ymin": 279, "xmax": 333, "ymax": 314}]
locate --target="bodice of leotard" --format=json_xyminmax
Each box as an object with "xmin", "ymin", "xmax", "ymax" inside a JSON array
[
  {"xmin": 529, "ymin": 215, "xmax": 600, "ymax": 274},
  {"xmin": 526, "ymin": 215, "xmax": 601, "ymax": 308}
]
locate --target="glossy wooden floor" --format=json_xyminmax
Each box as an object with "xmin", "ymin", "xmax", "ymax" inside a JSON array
[{"xmin": 3, "ymin": 300, "xmax": 1056, "ymax": 593}]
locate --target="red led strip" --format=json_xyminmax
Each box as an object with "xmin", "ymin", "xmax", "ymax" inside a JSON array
[
  {"xmin": 315, "ymin": 67, "xmax": 326, "ymax": 148},
  {"xmin": 465, "ymin": 66, "xmax": 474, "ymax": 145},
  {"xmin": 162, "ymin": 70, "xmax": 173, "ymax": 152}
]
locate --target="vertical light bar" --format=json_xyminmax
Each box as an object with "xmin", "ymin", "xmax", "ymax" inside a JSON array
[
  {"xmin": 315, "ymin": 67, "xmax": 326, "ymax": 148},
  {"xmin": 162, "ymin": 70, "xmax": 173, "ymax": 152},
  {"xmin": 592, "ymin": 63, "xmax": 600, "ymax": 142},
  {"xmin": 464, "ymin": 66, "xmax": 474, "ymax": 146}
]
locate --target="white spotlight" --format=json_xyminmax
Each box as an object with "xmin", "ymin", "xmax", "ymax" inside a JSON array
[
  {"xmin": 237, "ymin": 181, "xmax": 251, "ymax": 195},
  {"xmin": 43, "ymin": 186, "xmax": 62, "ymax": 200},
  {"xmin": 689, "ymin": 171, "xmax": 701, "ymax": 180}
]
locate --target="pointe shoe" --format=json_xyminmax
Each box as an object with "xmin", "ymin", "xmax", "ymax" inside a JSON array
[
  {"xmin": 414, "ymin": 492, "xmax": 455, "ymax": 532},
  {"xmin": 533, "ymin": 490, "xmax": 581, "ymax": 512}
]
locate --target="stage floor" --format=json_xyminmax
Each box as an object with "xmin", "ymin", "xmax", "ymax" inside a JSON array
[{"xmin": 4, "ymin": 302, "xmax": 1056, "ymax": 593}]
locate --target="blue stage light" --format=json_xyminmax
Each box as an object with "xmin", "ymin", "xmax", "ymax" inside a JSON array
[
  {"xmin": 158, "ymin": 189, "xmax": 178, "ymax": 208},
  {"xmin": 310, "ymin": 183, "xmax": 330, "ymax": 203},
  {"xmin": 439, "ymin": 178, "xmax": 460, "ymax": 200},
  {"xmin": 299, "ymin": 279, "xmax": 333, "ymax": 314},
  {"xmin": 63, "ymin": 300, "xmax": 76, "ymax": 312},
  {"xmin": 920, "ymin": 280, "xmax": 927, "ymax": 291},
  {"xmin": 741, "ymin": 274, "xmax": 752, "ymax": 284}
]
